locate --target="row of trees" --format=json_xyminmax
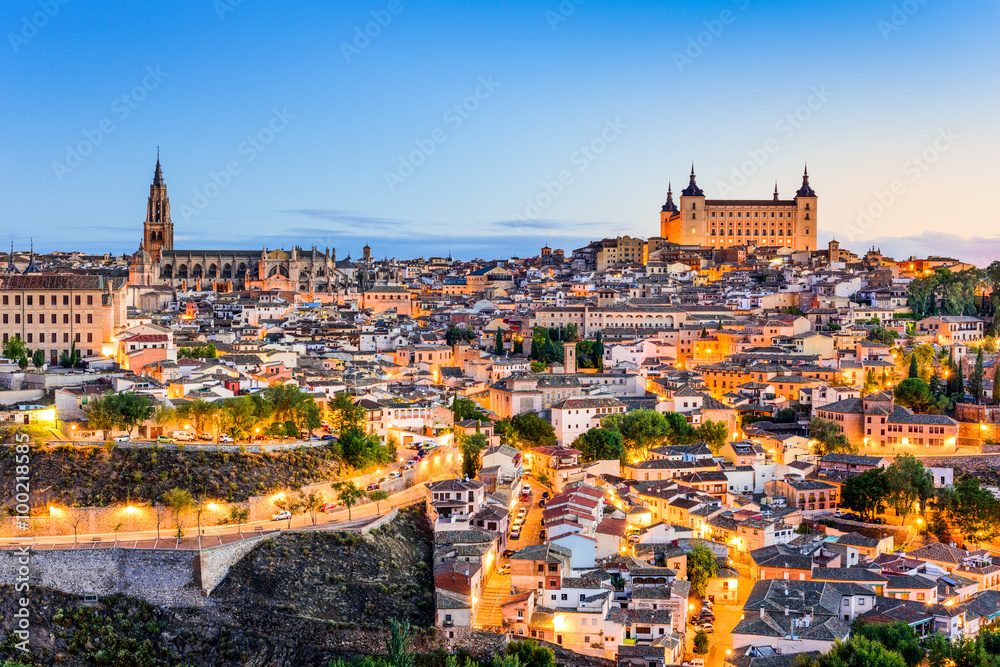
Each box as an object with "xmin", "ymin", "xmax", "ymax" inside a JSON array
[
  {"xmin": 157, "ymin": 478, "xmax": 393, "ymax": 537},
  {"xmin": 178, "ymin": 343, "xmax": 217, "ymax": 359},
  {"xmin": 568, "ymin": 410, "xmax": 730, "ymax": 463},
  {"xmin": 907, "ymin": 267, "xmax": 991, "ymax": 321},
  {"xmin": 793, "ymin": 621, "xmax": 1000, "ymax": 667},
  {"xmin": 328, "ymin": 624, "xmax": 556, "ymax": 667},
  {"xmin": 2, "ymin": 337, "xmax": 80, "ymax": 369},
  {"xmin": 839, "ymin": 454, "xmax": 934, "ymax": 524},
  {"xmin": 86, "ymin": 385, "xmax": 395, "ymax": 470}
]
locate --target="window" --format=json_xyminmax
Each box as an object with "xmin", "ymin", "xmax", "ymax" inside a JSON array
[
  {"xmin": 75, "ymin": 314, "xmax": 81, "ymax": 324},
  {"xmin": 87, "ymin": 295, "xmax": 93, "ymax": 305},
  {"xmin": 75, "ymin": 295, "xmax": 81, "ymax": 306},
  {"xmin": 1, "ymin": 296, "xmax": 5, "ymax": 305},
  {"xmin": 87, "ymin": 314, "xmax": 93, "ymax": 324},
  {"xmin": 63, "ymin": 314, "xmax": 69, "ymax": 324},
  {"xmin": 63, "ymin": 295, "xmax": 69, "ymax": 305},
  {"xmin": 26, "ymin": 296, "xmax": 32, "ymax": 306}
]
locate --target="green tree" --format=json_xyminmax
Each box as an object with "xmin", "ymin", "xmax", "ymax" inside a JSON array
[
  {"xmin": 908, "ymin": 354, "xmax": 919, "ymax": 379},
  {"xmin": 803, "ymin": 634, "xmax": 907, "ymax": 667},
  {"xmin": 451, "ymin": 397, "xmax": 484, "ymax": 423},
  {"xmin": 494, "ymin": 327, "xmax": 504, "ymax": 355},
  {"xmin": 851, "ymin": 621, "xmax": 924, "ymax": 667},
  {"xmin": 884, "ymin": 454, "xmax": 930, "ymax": 525},
  {"xmin": 510, "ymin": 412, "xmax": 557, "ymax": 448},
  {"xmin": 595, "ymin": 331, "xmax": 604, "ymax": 372},
  {"xmin": 529, "ymin": 360, "xmax": 547, "ymax": 373},
  {"xmin": 970, "ymin": 346, "xmax": 985, "ymax": 403},
  {"xmin": 949, "ymin": 478, "xmax": 1000, "ymax": 543},
  {"xmin": 573, "ymin": 428, "xmax": 625, "ymax": 463},
  {"xmin": 505, "ymin": 639, "xmax": 555, "ymax": 667},
  {"xmin": 163, "ymin": 487, "xmax": 193, "ymax": 539},
  {"xmin": 31, "ymin": 348, "xmax": 45, "ymax": 368},
  {"xmin": 809, "ymin": 417, "xmax": 856, "ymax": 456},
  {"xmin": 2, "ymin": 336, "xmax": 27, "ymax": 360},
  {"xmin": 460, "ymin": 432, "xmax": 488, "ymax": 478},
  {"xmin": 228, "ymin": 506, "xmax": 249, "ymax": 533},
  {"xmin": 894, "ymin": 378, "xmax": 932, "ymax": 412},
  {"xmin": 84, "ymin": 392, "xmax": 120, "ymax": 438},
  {"xmin": 332, "ymin": 481, "xmax": 366, "ymax": 521},
  {"xmin": 840, "ymin": 468, "xmax": 889, "ymax": 522},
  {"xmin": 867, "ymin": 326, "xmax": 897, "ymax": 346},
  {"xmin": 693, "ymin": 630, "xmax": 710, "ymax": 654},
  {"xmin": 685, "ymin": 544, "xmax": 718, "ymax": 598},
  {"xmin": 368, "ymin": 489, "xmax": 390, "ymax": 514},
  {"xmin": 273, "ymin": 493, "xmax": 303, "ymax": 529},
  {"xmin": 298, "ymin": 489, "xmax": 326, "ymax": 526},
  {"xmin": 695, "ymin": 419, "xmax": 729, "ymax": 455},
  {"xmin": 385, "ymin": 618, "xmax": 413, "ymax": 667}
]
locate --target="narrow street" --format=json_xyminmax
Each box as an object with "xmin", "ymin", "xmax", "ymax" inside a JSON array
[
  {"xmin": 473, "ymin": 478, "xmax": 549, "ymax": 630},
  {"xmin": 684, "ymin": 563, "xmax": 752, "ymax": 667}
]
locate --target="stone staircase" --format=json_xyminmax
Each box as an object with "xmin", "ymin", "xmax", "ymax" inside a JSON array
[{"xmin": 473, "ymin": 574, "xmax": 510, "ymax": 630}]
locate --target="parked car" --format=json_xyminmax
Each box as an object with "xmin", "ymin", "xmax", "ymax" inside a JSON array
[
  {"xmin": 538, "ymin": 529, "xmax": 546, "ymax": 540},
  {"xmin": 173, "ymin": 430, "xmax": 195, "ymax": 442},
  {"xmin": 272, "ymin": 511, "xmax": 291, "ymax": 521},
  {"xmin": 403, "ymin": 459, "xmax": 416, "ymax": 470},
  {"xmin": 509, "ymin": 528, "xmax": 521, "ymax": 540},
  {"xmin": 538, "ymin": 499, "xmax": 546, "ymax": 508},
  {"xmin": 521, "ymin": 484, "xmax": 532, "ymax": 496},
  {"xmin": 388, "ymin": 470, "xmax": 402, "ymax": 480},
  {"xmin": 496, "ymin": 563, "xmax": 511, "ymax": 575},
  {"xmin": 519, "ymin": 493, "xmax": 530, "ymax": 502},
  {"xmin": 156, "ymin": 436, "xmax": 175, "ymax": 444},
  {"xmin": 541, "ymin": 491, "xmax": 550, "ymax": 499},
  {"xmin": 198, "ymin": 432, "xmax": 213, "ymax": 441},
  {"xmin": 113, "ymin": 435, "xmax": 131, "ymax": 443},
  {"xmin": 698, "ymin": 622, "xmax": 714, "ymax": 633},
  {"xmin": 627, "ymin": 533, "xmax": 641, "ymax": 543},
  {"xmin": 516, "ymin": 507, "xmax": 528, "ymax": 517},
  {"xmin": 321, "ymin": 434, "xmax": 335, "ymax": 440},
  {"xmin": 320, "ymin": 503, "xmax": 338, "ymax": 513},
  {"xmin": 690, "ymin": 660, "xmax": 705, "ymax": 667},
  {"xmin": 366, "ymin": 482, "xmax": 379, "ymax": 491},
  {"xmin": 502, "ymin": 549, "xmax": 517, "ymax": 558},
  {"xmin": 219, "ymin": 434, "xmax": 234, "ymax": 443}
]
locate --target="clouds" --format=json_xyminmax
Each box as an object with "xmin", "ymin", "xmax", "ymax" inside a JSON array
[{"xmin": 835, "ymin": 231, "xmax": 1000, "ymax": 268}]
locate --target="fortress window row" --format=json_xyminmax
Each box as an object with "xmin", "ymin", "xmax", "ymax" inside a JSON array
[{"xmin": 3, "ymin": 294, "xmax": 93, "ymax": 306}]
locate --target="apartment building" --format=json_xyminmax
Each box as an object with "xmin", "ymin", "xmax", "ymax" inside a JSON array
[{"xmin": 0, "ymin": 273, "xmax": 127, "ymax": 362}]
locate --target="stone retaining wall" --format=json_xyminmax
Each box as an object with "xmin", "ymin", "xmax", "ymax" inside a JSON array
[
  {"xmin": 0, "ymin": 532, "xmax": 278, "ymax": 608},
  {"xmin": 0, "ymin": 445, "xmax": 460, "ymax": 538}
]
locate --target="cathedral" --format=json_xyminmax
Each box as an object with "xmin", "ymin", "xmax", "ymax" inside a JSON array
[
  {"xmin": 659, "ymin": 165, "xmax": 818, "ymax": 252},
  {"xmin": 129, "ymin": 156, "xmax": 391, "ymax": 294}
]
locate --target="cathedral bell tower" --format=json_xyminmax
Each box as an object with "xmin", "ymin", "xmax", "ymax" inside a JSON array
[{"xmin": 143, "ymin": 151, "xmax": 173, "ymax": 262}]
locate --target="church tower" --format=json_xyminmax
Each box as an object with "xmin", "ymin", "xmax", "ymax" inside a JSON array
[{"xmin": 143, "ymin": 152, "xmax": 173, "ymax": 262}]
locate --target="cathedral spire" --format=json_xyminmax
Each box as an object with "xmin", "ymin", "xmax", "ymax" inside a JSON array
[
  {"xmin": 4, "ymin": 241, "xmax": 17, "ymax": 274},
  {"xmin": 773, "ymin": 181, "xmax": 779, "ymax": 201},
  {"xmin": 144, "ymin": 152, "xmax": 173, "ymax": 262}
]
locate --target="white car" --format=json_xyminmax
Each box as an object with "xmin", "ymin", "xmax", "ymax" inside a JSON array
[
  {"xmin": 496, "ymin": 563, "xmax": 511, "ymax": 575},
  {"xmin": 272, "ymin": 511, "xmax": 291, "ymax": 521},
  {"xmin": 521, "ymin": 484, "xmax": 532, "ymax": 494},
  {"xmin": 113, "ymin": 435, "xmax": 131, "ymax": 443},
  {"xmin": 509, "ymin": 528, "xmax": 521, "ymax": 539},
  {"xmin": 516, "ymin": 507, "xmax": 528, "ymax": 518},
  {"xmin": 219, "ymin": 434, "xmax": 234, "ymax": 443}
]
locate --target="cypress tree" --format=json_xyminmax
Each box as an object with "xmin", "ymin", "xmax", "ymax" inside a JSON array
[{"xmin": 908, "ymin": 354, "xmax": 919, "ymax": 379}]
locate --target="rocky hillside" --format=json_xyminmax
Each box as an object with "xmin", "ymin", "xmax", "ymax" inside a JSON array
[
  {"xmin": 214, "ymin": 505, "xmax": 436, "ymax": 627},
  {"xmin": 0, "ymin": 507, "xmax": 441, "ymax": 667},
  {"xmin": 0, "ymin": 442, "xmax": 347, "ymax": 507}
]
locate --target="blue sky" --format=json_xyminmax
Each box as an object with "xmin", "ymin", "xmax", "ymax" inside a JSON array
[{"xmin": 1, "ymin": 0, "xmax": 997, "ymax": 263}]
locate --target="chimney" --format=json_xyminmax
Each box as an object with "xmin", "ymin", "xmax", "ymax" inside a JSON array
[
  {"xmin": 784, "ymin": 606, "xmax": 789, "ymax": 616},
  {"xmin": 759, "ymin": 606, "xmax": 765, "ymax": 619}
]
